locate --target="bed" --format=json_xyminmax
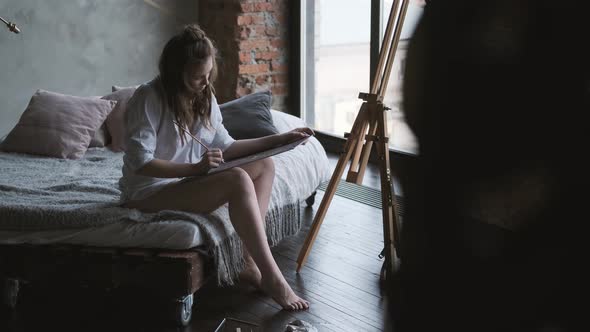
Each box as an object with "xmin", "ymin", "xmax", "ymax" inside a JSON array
[{"xmin": 0, "ymin": 109, "xmax": 330, "ymax": 325}]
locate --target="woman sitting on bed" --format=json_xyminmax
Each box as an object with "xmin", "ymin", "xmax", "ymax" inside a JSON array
[{"xmin": 120, "ymin": 24, "xmax": 311, "ymax": 311}]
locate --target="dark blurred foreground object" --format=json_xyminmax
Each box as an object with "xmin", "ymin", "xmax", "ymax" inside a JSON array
[{"xmin": 393, "ymin": 1, "xmax": 589, "ymax": 331}]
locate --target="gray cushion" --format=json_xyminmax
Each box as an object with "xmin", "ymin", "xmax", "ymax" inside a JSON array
[{"xmin": 220, "ymin": 91, "xmax": 279, "ymax": 139}]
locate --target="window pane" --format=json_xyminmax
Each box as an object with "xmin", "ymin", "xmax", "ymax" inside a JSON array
[
  {"xmin": 381, "ymin": 0, "xmax": 424, "ymax": 154},
  {"xmin": 304, "ymin": 0, "xmax": 423, "ymax": 155},
  {"xmin": 309, "ymin": 0, "xmax": 371, "ymax": 139}
]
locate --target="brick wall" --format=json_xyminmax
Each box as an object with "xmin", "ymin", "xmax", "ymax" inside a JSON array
[{"xmin": 198, "ymin": 0, "xmax": 290, "ymax": 112}]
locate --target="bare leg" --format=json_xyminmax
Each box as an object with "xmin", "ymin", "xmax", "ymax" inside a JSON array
[
  {"xmin": 236, "ymin": 158, "xmax": 275, "ymax": 288},
  {"xmin": 124, "ymin": 166, "xmax": 309, "ymax": 310},
  {"xmin": 241, "ymin": 158, "xmax": 274, "ymax": 221}
]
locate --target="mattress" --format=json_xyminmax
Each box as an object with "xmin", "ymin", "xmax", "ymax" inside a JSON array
[{"xmin": 0, "ymin": 110, "xmax": 329, "ymax": 250}]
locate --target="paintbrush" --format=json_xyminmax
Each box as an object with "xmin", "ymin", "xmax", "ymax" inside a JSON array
[
  {"xmin": 173, "ymin": 120, "xmax": 210, "ymax": 152},
  {"xmin": 173, "ymin": 120, "xmax": 225, "ymax": 162}
]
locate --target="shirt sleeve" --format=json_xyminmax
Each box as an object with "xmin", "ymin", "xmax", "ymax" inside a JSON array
[
  {"xmin": 123, "ymin": 86, "xmax": 162, "ymax": 172},
  {"xmin": 210, "ymin": 94, "xmax": 236, "ymax": 151}
]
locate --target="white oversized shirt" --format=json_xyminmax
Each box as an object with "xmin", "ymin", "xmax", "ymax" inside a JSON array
[{"xmin": 119, "ymin": 78, "xmax": 235, "ymax": 202}]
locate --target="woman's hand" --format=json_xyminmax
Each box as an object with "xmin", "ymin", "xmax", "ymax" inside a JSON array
[
  {"xmin": 223, "ymin": 127, "xmax": 315, "ymax": 161},
  {"xmin": 280, "ymin": 127, "xmax": 315, "ymax": 145},
  {"xmin": 193, "ymin": 148, "xmax": 224, "ymax": 175}
]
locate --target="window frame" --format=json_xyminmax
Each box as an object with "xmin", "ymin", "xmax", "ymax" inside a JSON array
[{"xmin": 292, "ymin": 0, "xmax": 419, "ymax": 162}]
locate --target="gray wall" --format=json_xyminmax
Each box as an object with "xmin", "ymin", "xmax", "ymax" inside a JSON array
[{"xmin": 0, "ymin": 0, "xmax": 198, "ymax": 136}]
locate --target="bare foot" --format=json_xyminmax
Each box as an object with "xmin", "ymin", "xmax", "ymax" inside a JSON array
[
  {"xmin": 260, "ymin": 276, "xmax": 309, "ymax": 311},
  {"xmin": 239, "ymin": 256, "xmax": 262, "ymax": 289}
]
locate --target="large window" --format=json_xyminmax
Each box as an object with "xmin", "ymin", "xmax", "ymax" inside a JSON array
[{"xmin": 302, "ymin": 0, "xmax": 424, "ymax": 155}]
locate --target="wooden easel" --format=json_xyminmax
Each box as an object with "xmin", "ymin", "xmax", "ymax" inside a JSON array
[{"xmin": 296, "ymin": 0, "xmax": 410, "ymax": 280}]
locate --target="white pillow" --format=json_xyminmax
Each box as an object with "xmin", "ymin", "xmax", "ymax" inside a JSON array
[{"xmin": 270, "ymin": 109, "xmax": 307, "ymax": 133}]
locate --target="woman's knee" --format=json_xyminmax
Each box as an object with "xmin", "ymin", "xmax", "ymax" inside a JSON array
[
  {"xmin": 264, "ymin": 157, "xmax": 275, "ymax": 172},
  {"xmin": 227, "ymin": 167, "xmax": 255, "ymax": 194},
  {"xmin": 259, "ymin": 157, "xmax": 275, "ymax": 178}
]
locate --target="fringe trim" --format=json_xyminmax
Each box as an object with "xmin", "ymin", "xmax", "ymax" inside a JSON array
[
  {"xmin": 211, "ymin": 233, "xmax": 245, "ymax": 286},
  {"xmin": 266, "ymin": 202, "xmax": 301, "ymax": 247}
]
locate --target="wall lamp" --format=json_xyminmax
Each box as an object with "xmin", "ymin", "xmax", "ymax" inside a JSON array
[{"xmin": 1, "ymin": 16, "xmax": 20, "ymax": 34}]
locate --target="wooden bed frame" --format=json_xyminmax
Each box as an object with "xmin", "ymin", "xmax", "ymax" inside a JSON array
[
  {"xmin": 0, "ymin": 192, "xmax": 317, "ymax": 326},
  {"xmin": 0, "ymin": 243, "xmax": 207, "ymax": 326}
]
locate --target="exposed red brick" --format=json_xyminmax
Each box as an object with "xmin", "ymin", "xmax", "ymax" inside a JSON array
[
  {"xmin": 240, "ymin": 3, "xmax": 254, "ymax": 12},
  {"xmin": 265, "ymin": 26, "xmax": 278, "ymax": 36},
  {"xmin": 255, "ymin": 75, "xmax": 270, "ymax": 85},
  {"xmin": 255, "ymin": 50, "xmax": 280, "ymax": 61},
  {"xmin": 238, "ymin": 76, "xmax": 254, "ymax": 88},
  {"xmin": 242, "ymin": 2, "xmax": 274, "ymax": 12},
  {"xmin": 238, "ymin": 13, "xmax": 265, "ymax": 25},
  {"xmin": 239, "ymin": 39, "xmax": 270, "ymax": 51},
  {"xmin": 239, "ymin": 26, "xmax": 252, "ymax": 39},
  {"xmin": 237, "ymin": 15, "xmax": 252, "ymax": 26},
  {"xmin": 270, "ymin": 60, "xmax": 287, "ymax": 72},
  {"xmin": 200, "ymin": 0, "xmax": 290, "ymax": 111},
  {"xmin": 237, "ymin": 86, "xmax": 253, "ymax": 97},
  {"xmin": 253, "ymin": 25, "xmax": 267, "ymax": 36},
  {"xmin": 270, "ymin": 38, "xmax": 286, "ymax": 49},
  {"xmin": 254, "ymin": 3, "xmax": 274, "ymax": 12},
  {"xmin": 239, "ymin": 51, "xmax": 252, "ymax": 64},
  {"xmin": 239, "ymin": 63, "xmax": 270, "ymax": 74}
]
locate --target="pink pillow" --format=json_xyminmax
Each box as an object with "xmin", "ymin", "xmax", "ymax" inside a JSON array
[
  {"xmin": 0, "ymin": 90, "xmax": 117, "ymax": 159},
  {"xmin": 101, "ymin": 87, "xmax": 137, "ymax": 152}
]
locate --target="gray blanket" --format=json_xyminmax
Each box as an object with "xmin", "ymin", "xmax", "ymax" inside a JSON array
[{"xmin": 0, "ymin": 138, "xmax": 329, "ymax": 285}]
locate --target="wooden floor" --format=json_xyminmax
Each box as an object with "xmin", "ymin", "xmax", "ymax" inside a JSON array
[{"xmin": 1, "ymin": 153, "xmax": 394, "ymax": 331}]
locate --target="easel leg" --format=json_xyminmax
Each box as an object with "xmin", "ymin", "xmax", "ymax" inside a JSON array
[
  {"xmin": 375, "ymin": 109, "xmax": 400, "ymax": 281},
  {"xmin": 350, "ymin": 112, "xmax": 378, "ymax": 184},
  {"xmin": 297, "ymin": 105, "xmax": 371, "ymax": 271},
  {"xmin": 296, "ymin": 141, "xmax": 356, "ymax": 272}
]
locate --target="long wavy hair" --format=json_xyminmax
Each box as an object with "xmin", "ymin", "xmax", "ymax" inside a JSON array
[{"xmin": 158, "ymin": 24, "xmax": 218, "ymax": 144}]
